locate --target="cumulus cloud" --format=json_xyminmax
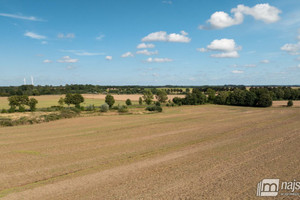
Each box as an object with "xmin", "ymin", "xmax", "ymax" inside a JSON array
[
  {"xmin": 105, "ymin": 56, "xmax": 112, "ymax": 60},
  {"xmin": 281, "ymin": 43, "xmax": 300, "ymax": 55},
  {"xmin": 260, "ymin": 59, "xmax": 270, "ymax": 64},
  {"xmin": 0, "ymin": 13, "xmax": 42, "ymax": 21},
  {"xmin": 121, "ymin": 52, "xmax": 134, "ymax": 57},
  {"xmin": 136, "ymin": 49, "xmax": 158, "ymax": 56},
  {"xmin": 146, "ymin": 57, "xmax": 172, "ymax": 63},
  {"xmin": 43, "ymin": 59, "xmax": 52, "ymax": 63},
  {"xmin": 200, "ymin": 38, "xmax": 241, "ymax": 58},
  {"xmin": 24, "ymin": 31, "xmax": 46, "ymax": 40},
  {"xmin": 142, "ymin": 31, "xmax": 191, "ymax": 43},
  {"xmin": 41, "ymin": 41, "xmax": 48, "ymax": 45},
  {"xmin": 57, "ymin": 33, "xmax": 75, "ymax": 39},
  {"xmin": 200, "ymin": 3, "xmax": 281, "ymax": 29},
  {"xmin": 232, "ymin": 70, "xmax": 244, "ymax": 74},
  {"xmin": 57, "ymin": 56, "xmax": 78, "ymax": 63},
  {"xmin": 137, "ymin": 43, "xmax": 155, "ymax": 49}
]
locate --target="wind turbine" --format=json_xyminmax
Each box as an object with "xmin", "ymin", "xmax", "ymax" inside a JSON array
[{"xmin": 31, "ymin": 76, "xmax": 34, "ymax": 86}]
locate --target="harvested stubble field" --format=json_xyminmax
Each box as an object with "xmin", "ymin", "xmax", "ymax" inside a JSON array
[{"xmin": 0, "ymin": 105, "xmax": 299, "ymax": 199}]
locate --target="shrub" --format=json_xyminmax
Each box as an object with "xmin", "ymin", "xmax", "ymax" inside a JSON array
[
  {"xmin": 118, "ymin": 105, "xmax": 128, "ymax": 113},
  {"xmin": 100, "ymin": 103, "xmax": 109, "ymax": 112},
  {"xmin": 155, "ymin": 101, "xmax": 161, "ymax": 106},
  {"xmin": 287, "ymin": 100, "xmax": 293, "ymax": 107},
  {"xmin": 146, "ymin": 105, "xmax": 163, "ymax": 112},
  {"xmin": 0, "ymin": 118, "xmax": 13, "ymax": 126},
  {"xmin": 28, "ymin": 98, "xmax": 38, "ymax": 111},
  {"xmin": 86, "ymin": 104, "xmax": 95, "ymax": 111},
  {"xmin": 125, "ymin": 99, "xmax": 132, "ymax": 106},
  {"xmin": 1, "ymin": 109, "xmax": 7, "ymax": 113}
]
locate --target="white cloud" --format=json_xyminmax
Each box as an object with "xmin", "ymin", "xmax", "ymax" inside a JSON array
[
  {"xmin": 260, "ymin": 59, "xmax": 270, "ymax": 64},
  {"xmin": 146, "ymin": 57, "xmax": 172, "ymax": 63},
  {"xmin": 57, "ymin": 56, "xmax": 78, "ymax": 63},
  {"xmin": 66, "ymin": 65, "xmax": 76, "ymax": 70},
  {"xmin": 244, "ymin": 64, "xmax": 256, "ymax": 68},
  {"xmin": 43, "ymin": 59, "xmax": 52, "ymax": 63},
  {"xmin": 60, "ymin": 50, "xmax": 104, "ymax": 56},
  {"xmin": 0, "ymin": 13, "xmax": 42, "ymax": 21},
  {"xmin": 232, "ymin": 4, "xmax": 281, "ymax": 23},
  {"xmin": 201, "ymin": 11, "xmax": 243, "ymax": 29},
  {"xmin": 232, "ymin": 70, "xmax": 244, "ymax": 74},
  {"xmin": 57, "ymin": 33, "xmax": 75, "ymax": 39},
  {"xmin": 41, "ymin": 41, "xmax": 47, "ymax": 45},
  {"xmin": 96, "ymin": 34, "xmax": 105, "ymax": 40},
  {"xmin": 200, "ymin": 3, "xmax": 281, "ymax": 29},
  {"xmin": 211, "ymin": 51, "xmax": 239, "ymax": 58},
  {"xmin": 180, "ymin": 30, "xmax": 188, "ymax": 36},
  {"xmin": 106, "ymin": 56, "xmax": 112, "ymax": 60},
  {"xmin": 121, "ymin": 52, "xmax": 134, "ymax": 58},
  {"xmin": 200, "ymin": 39, "xmax": 241, "ymax": 58},
  {"xmin": 137, "ymin": 43, "xmax": 155, "ymax": 49},
  {"xmin": 24, "ymin": 31, "xmax": 46, "ymax": 40},
  {"xmin": 281, "ymin": 43, "xmax": 300, "ymax": 55},
  {"xmin": 141, "ymin": 31, "xmax": 191, "ymax": 43},
  {"xmin": 136, "ymin": 49, "xmax": 158, "ymax": 56},
  {"xmin": 197, "ymin": 48, "xmax": 207, "ymax": 52},
  {"xmin": 162, "ymin": 1, "xmax": 172, "ymax": 4}
]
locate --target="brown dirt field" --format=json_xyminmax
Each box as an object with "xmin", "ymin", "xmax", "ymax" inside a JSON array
[
  {"xmin": 0, "ymin": 105, "xmax": 299, "ymax": 199},
  {"xmin": 272, "ymin": 100, "xmax": 300, "ymax": 107}
]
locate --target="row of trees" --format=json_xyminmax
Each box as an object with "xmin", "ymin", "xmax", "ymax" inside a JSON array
[
  {"xmin": 8, "ymin": 95, "xmax": 38, "ymax": 112},
  {"xmin": 2, "ymin": 84, "xmax": 299, "ymax": 97},
  {"xmin": 172, "ymin": 88, "xmax": 273, "ymax": 107}
]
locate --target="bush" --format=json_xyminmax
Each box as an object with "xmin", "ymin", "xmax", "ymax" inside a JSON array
[
  {"xmin": 100, "ymin": 103, "xmax": 109, "ymax": 112},
  {"xmin": 118, "ymin": 105, "xmax": 128, "ymax": 113},
  {"xmin": 1, "ymin": 109, "xmax": 7, "ymax": 113},
  {"xmin": 146, "ymin": 105, "xmax": 163, "ymax": 112},
  {"xmin": 0, "ymin": 118, "xmax": 13, "ymax": 126},
  {"xmin": 287, "ymin": 100, "xmax": 293, "ymax": 107},
  {"xmin": 125, "ymin": 99, "xmax": 132, "ymax": 106},
  {"xmin": 155, "ymin": 101, "xmax": 161, "ymax": 106},
  {"xmin": 86, "ymin": 104, "xmax": 95, "ymax": 111}
]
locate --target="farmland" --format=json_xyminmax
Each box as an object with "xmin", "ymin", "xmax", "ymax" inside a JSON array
[
  {"xmin": 0, "ymin": 105, "xmax": 299, "ymax": 199},
  {"xmin": 0, "ymin": 94, "xmax": 185, "ymax": 110}
]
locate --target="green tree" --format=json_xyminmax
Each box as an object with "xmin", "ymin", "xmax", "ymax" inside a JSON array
[
  {"xmin": 214, "ymin": 91, "xmax": 229, "ymax": 105},
  {"xmin": 256, "ymin": 93, "xmax": 272, "ymax": 107},
  {"xmin": 143, "ymin": 90, "xmax": 154, "ymax": 105},
  {"xmin": 58, "ymin": 97, "xmax": 65, "ymax": 107},
  {"xmin": 105, "ymin": 94, "xmax": 115, "ymax": 108},
  {"xmin": 28, "ymin": 98, "xmax": 38, "ymax": 111},
  {"xmin": 100, "ymin": 103, "xmax": 109, "ymax": 112},
  {"xmin": 72, "ymin": 94, "xmax": 84, "ymax": 108},
  {"xmin": 8, "ymin": 95, "xmax": 29, "ymax": 111},
  {"xmin": 155, "ymin": 90, "xmax": 168, "ymax": 103},
  {"xmin": 64, "ymin": 93, "xmax": 84, "ymax": 108},
  {"xmin": 207, "ymin": 88, "xmax": 216, "ymax": 103},
  {"xmin": 125, "ymin": 99, "xmax": 132, "ymax": 106},
  {"xmin": 138, "ymin": 97, "xmax": 143, "ymax": 105}
]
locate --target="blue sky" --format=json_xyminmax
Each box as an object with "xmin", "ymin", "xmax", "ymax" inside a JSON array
[{"xmin": 0, "ymin": 0, "xmax": 300, "ymax": 86}]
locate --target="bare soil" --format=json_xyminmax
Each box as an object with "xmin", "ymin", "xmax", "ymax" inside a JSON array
[{"xmin": 0, "ymin": 105, "xmax": 299, "ymax": 199}]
